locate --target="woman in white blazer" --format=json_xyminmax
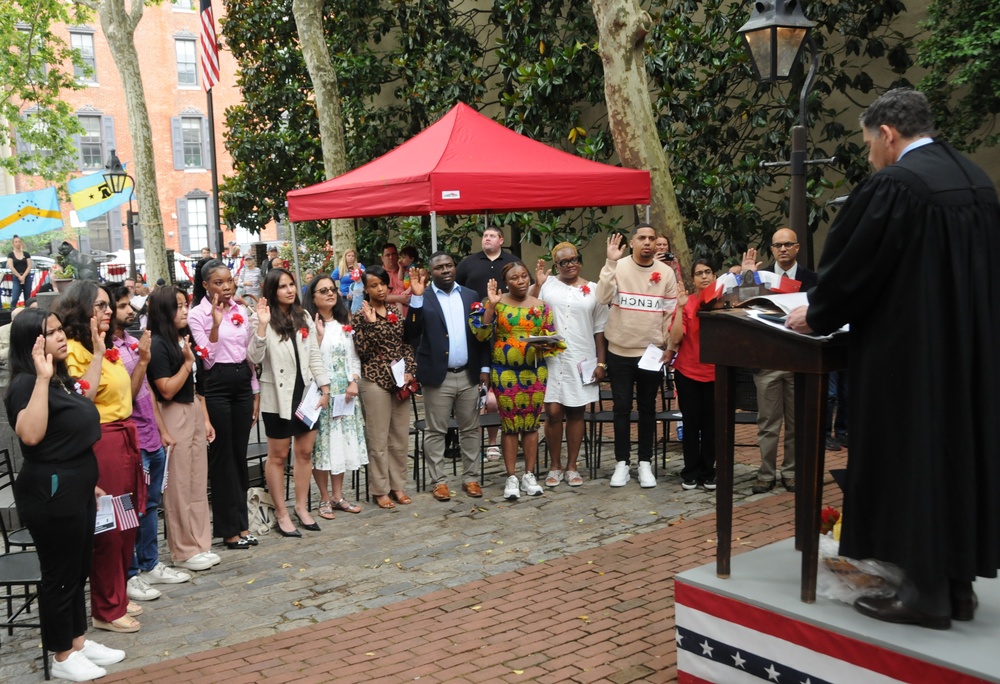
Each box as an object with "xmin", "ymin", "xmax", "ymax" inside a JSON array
[{"xmin": 248, "ymin": 268, "xmax": 330, "ymax": 537}]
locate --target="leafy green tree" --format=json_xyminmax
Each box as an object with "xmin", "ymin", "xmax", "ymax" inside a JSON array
[{"xmin": 918, "ymin": 0, "xmax": 1000, "ymax": 152}]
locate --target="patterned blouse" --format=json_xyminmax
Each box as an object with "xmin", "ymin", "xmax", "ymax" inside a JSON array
[{"xmin": 351, "ymin": 304, "xmax": 417, "ymax": 393}]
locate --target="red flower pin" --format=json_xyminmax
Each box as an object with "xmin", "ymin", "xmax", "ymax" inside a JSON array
[
  {"xmin": 342, "ymin": 325, "xmax": 353, "ymax": 334},
  {"xmin": 350, "ymin": 268, "xmax": 362, "ymax": 282},
  {"xmin": 650, "ymin": 272, "xmax": 662, "ymax": 284},
  {"xmin": 386, "ymin": 312, "xmax": 399, "ymax": 324},
  {"xmin": 129, "ymin": 342, "xmax": 139, "ymax": 351},
  {"xmin": 580, "ymin": 284, "xmax": 591, "ymax": 296},
  {"xmin": 231, "ymin": 313, "xmax": 245, "ymax": 327},
  {"xmin": 74, "ymin": 379, "xmax": 90, "ymax": 395},
  {"xmin": 820, "ymin": 506, "xmax": 841, "ymax": 535},
  {"xmin": 104, "ymin": 348, "xmax": 121, "ymax": 363},
  {"xmin": 471, "ymin": 301, "xmax": 482, "ymax": 311},
  {"xmin": 300, "ymin": 327, "xmax": 309, "ymax": 340},
  {"xmin": 193, "ymin": 345, "xmax": 208, "ymax": 359}
]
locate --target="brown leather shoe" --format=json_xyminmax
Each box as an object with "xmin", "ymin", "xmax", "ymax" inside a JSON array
[
  {"xmin": 432, "ymin": 483, "xmax": 451, "ymax": 501},
  {"xmin": 781, "ymin": 477, "xmax": 796, "ymax": 492},
  {"xmin": 462, "ymin": 481, "xmax": 483, "ymax": 498},
  {"xmin": 854, "ymin": 594, "xmax": 951, "ymax": 630}
]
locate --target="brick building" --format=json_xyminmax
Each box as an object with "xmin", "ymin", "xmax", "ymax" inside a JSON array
[{"xmin": 6, "ymin": 0, "xmax": 276, "ymax": 261}]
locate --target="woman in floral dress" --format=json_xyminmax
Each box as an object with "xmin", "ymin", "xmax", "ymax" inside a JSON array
[
  {"xmin": 304, "ymin": 275, "xmax": 366, "ymax": 518},
  {"xmin": 471, "ymin": 261, "xmax": 564, "ymax": 501}
]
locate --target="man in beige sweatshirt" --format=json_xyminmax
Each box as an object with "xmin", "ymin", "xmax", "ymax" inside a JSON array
[{"xmin": 596, "ymin": 224, "xmax": 678, "ymax": 488}]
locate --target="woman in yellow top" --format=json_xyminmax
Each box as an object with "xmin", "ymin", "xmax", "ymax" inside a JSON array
[{"xmin": 55, "ymin": 281, "xmax": 146, "ymax": 634}]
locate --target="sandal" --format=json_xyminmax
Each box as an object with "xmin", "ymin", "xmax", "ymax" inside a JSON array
[
  {"xmin": 332, "ymin": 498, "xmax": 362, "ymax": 514},
  {"xmin": 389, "ymin": 491, "xmax": 412, "ymax": 505},
  {"xmin": 545, "ymin": 470, "xmax": 564, "ymax": 487},
  {"xmin": 374, "ymin": 495, "xmax": 395, "ymax": 509},
  {"xmin": 93, "ymin": 616, "xmax": 141, "ymax": 633},
  {"xmin": 318, "ymin": 500, "xmax": 336, "ymax": 520},
  {"xmin": 565, "ymin": 470, "xmax": 584, "ymax": 487},
  {"xmin": 126, "ymin": 601, "xmax": 143, "ymax": 617}
]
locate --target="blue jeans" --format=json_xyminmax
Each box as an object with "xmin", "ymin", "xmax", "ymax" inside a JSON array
[
  {"xmin": 129, "ymin": 446, "xmax": 165, "ymax": 577},
  {"xmin": 11, "ymin": 273, "xmax": 32, "ymax": 308}
]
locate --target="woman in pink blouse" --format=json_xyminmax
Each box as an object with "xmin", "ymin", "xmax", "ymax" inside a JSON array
[{"xmin": 188, "ymin": 259, "xmax": 261, "ymax": 550}]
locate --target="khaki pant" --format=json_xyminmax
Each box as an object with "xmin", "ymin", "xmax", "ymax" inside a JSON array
[
  {"xmin": 753, "ymin": 369, "xmax": 795, "ymax": 481},
  {"xmin": 423, "ymin": 372, "xmax": 481, "ymax": 485},
  {"xmin": 359, "ymin": 378, "xmax": 411, "ymax": 495},
  {"xmin": 159, "ymin": 400, "xmax": 211, "ymax": 563}
]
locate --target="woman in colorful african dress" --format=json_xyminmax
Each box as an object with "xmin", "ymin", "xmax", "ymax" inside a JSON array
[{"xmin": 471, "ymin": 261, "xmax": 564, "ymax": 501}]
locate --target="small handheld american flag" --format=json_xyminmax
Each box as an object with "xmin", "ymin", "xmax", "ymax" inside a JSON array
[{"xmin": 112, "ymin": 494, "xmax": 140, "ymax": 530}]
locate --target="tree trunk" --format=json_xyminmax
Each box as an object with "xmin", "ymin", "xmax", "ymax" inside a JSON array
[
  {"xmin": 292, "ymin": 0, "xmax": 355, "ymax": 259},
  {"xmin": 95, "ymin": 0, "xmax": 169, "ymax": 284},
  {"xmin": 589, "ymin": 0, "xmax": 690, "ymax": 273}
]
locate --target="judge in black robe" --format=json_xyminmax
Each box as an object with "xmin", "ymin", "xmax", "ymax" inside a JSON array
[{"xmin": 788, "ymin": 89, "xmax": 1000, "ymax": 629}]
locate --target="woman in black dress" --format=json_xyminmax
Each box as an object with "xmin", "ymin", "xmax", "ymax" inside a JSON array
[{"xmin": 6, "ymin": 309, "xmax": 127, "ymax": 680}]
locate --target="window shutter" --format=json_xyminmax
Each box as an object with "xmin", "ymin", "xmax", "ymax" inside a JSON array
[
  {"xmin": 176, "ymin": 198, "xmax": 190, "ymax": 254},
  {"xmin": 15, "ymin": 114, "xmax": 33, "ymax": 170},
  {"xmin": 108, "ymin": 206, "xmax": 124, "ymax": 251},
  {"xmin": 72, "ymin": 131, "xmax": 84, "ymax": 170},
  {"xmin": 171, "ymin": 116, "xmax": 184, "ymax": 169},
  {"xmin": 79, "ymin": 225, "xmax": 91, "ymax": 253},
  {"xmin": 102, "ymin": 115, "xmax": 116, "ymax": 164},
  {"xmin": 202, "ymin": 117, "xmax": 212, "ymax": 170}
]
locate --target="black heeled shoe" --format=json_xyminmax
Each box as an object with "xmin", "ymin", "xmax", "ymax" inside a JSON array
[
  {"xmin": 294, "ymin": 512, "xmax": 321, "ymax": 532},
  {"xmin": 276, "ymin": 523, "xmax": 302, "ymax": 538}
]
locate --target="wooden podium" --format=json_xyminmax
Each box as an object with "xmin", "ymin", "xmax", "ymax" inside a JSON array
[{"xmin": 698, "ymin": 309, "xmax": 849, "ymax": 602}]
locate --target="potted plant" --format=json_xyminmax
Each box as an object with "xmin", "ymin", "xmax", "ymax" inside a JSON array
[{"xmin": 51, "ymin": 257, "xmax": 76, "ymax": 293}]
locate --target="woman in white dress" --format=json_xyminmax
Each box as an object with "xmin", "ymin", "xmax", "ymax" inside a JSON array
[
  {"xmin": 533, "ymin": 242, "xmax": 609, "ymax": 487},
  {"xmin": 304, "ymin": 275, "xmax": 367, "ymax": 518}
]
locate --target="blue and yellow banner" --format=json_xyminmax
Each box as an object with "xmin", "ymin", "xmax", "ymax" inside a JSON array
[
  {"xmin": 68, "ymin": 168, "xmax": 133, "ymax": 222},
  {"xmin": 0, "ymin": 187, "xmax": 64, "ymax": 239}
]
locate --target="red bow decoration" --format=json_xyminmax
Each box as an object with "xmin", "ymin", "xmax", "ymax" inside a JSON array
[
  {"xmin": 231, "ymin": 313, "xmax": 245, "ymax": 327},
  {"xmin": 386, "ymin": 312, "xmax": 399, "ymax": 324},
  {"xmin": 580, "ymin": 284, "xmax": 591, "ymax": 296},
  {"xmin": 342, "ymin": 325, "xmax": 353, "ymax": 334},
  {"xmin": 649, "ymin": 271, "xmax": 662, "ymax": 284},
  {"xmin": 300, "ymin": 327, "xmax": 309, "ymax": 340},
  {"xmin": 104, "ymin": 348, "xmax": 121, "ymax": 363},
  {"xmin": 193, "ymin": 345, "xmax": 208, "ymax": 359},
  {"xmin": 74, "ymin": 379, "xmax": 90, "ymax": 395}
]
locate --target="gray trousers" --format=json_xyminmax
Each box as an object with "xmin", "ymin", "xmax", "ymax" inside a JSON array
[
  {"xmin": 753, "ymin": 369, "xmax": 795, "ymax": 481},
  {"xmin": 423, "ymin": 372, "xmax": 481, "ymax": 485}
]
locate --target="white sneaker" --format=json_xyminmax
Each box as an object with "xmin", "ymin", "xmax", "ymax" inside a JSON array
[
  {"xmin": 126, "ymin": 575, "xmax": 161, "ymax": 601},
  {"xmin": 51, "ymin": 650, "xmax": 107, "ymax": 682},
  {"xmin": 610, "ymin": 462, "xmax": 631, "ymax": 487},
  {"xmin": 201, "ymin": 551, "xmax": 222, "ymax": 566},
  {"xmin": 638, "ymin": 462, "xmax": 657, "ymax": 488},
  {"xmin": 503, "ymin": 475, "xmax": 520, "ymax": 501},
  {"xmin": 174, "ymin": 553, "xmax": 214, "ymax": 572},
  {"xmin": 80, "ymin": 639, "xmax": 125, "ymax": 666},
  {"xmin": 141, "ymin": 562, "xmax": 191, "ymax": 585},
  {"xmin": 521, "ymin": 472, "xmax": 544, "ymax": 496}
]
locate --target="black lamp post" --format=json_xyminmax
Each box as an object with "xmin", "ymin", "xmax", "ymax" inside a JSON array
[
  {"xmin": 739, "ymin": 0, "xmax": 821, "ymax": 270},
  {"xmin": 103, "ymin": 149, "xmax": 138, "ymax": 282}
]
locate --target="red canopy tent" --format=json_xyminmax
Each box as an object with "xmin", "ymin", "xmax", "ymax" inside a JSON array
[{"xmin": 285, "ymin": 102, "xmax": 650, "ymax": 249}]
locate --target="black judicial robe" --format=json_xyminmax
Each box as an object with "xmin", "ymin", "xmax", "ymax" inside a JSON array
[{"xmin": 807, "ymin": 141, "xmax": 1000, "ymax": 589}]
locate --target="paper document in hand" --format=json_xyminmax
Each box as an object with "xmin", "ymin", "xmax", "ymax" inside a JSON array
[
  {"xmin": 330, "ymin": 394, "xmax": 355, "ymax": 417},
  {"xmin": 577, "ymin": 358, "xmax": 598, "ymax": 384},
  {"xmin": 522, "ymin": 333, "xmax": 565, "ymax": 345},
  {"xmin": 390, "ymin": 358, "xmax": 407, "ymax": 387},
  {"xmin": 738, "ymin": 291, "xmax": 809, "ymax": 315},
  {"xmin": 162, "ymin": 446, "xmax": 171, "ymax": 493},
  {"xmin": 95, "ymin": 495, "xmax": 116, "ymax": 534},
  {"xmin": 294, "ymin": 381, "xmax": 323, "ymax": 429},
  {"xmin": 745, "ymin": 310, "xmax": 848, "ymax": 340},
  {"xmin": 637, "ymin": 344, "xmax": 665, "ymax": 372}
]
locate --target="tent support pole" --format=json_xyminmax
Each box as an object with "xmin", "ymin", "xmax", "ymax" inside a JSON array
[
  {"xmin": 645, "ymin": 205, "xmax": 650, "ymax": 224},
  {"xmin": 430, "ymin": 211, "xmax": 438, "ymax": 253},
  {"xmin": 289, "ymin": 219, "xmax": 303, "ymax": 288}
]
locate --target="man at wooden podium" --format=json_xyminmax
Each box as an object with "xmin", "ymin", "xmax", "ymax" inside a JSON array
[{"xmin": 787, "ymin": 88, "xmax": 1000, "ymax": 630}]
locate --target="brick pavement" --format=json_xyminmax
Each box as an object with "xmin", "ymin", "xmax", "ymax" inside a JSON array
[{"xmin": 91, "ymin": 447, "xmax": 848, "ymax": 684}]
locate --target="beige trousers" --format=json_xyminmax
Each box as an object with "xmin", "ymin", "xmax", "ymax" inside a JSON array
[
  {"xmin": 359, "ymin": 379, "xmax": 411, "ymax": 495},
  {"xmin": 159, "ymin": 400, "xmax": 212, "ymax": 563}
]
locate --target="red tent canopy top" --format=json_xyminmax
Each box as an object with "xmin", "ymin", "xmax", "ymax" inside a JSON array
[{"xmin": 286, "ymin": 102, "xmax": 650, "ymax": 222}]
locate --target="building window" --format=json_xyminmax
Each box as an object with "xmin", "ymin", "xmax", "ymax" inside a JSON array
[
  {"xmin": 175, "ymin": 38, "xmax": 197, "ymax": 86},
  {"xmin": 70, "ymin": 31, "xmax": 97, "ymax": 82},
  {"xmin": 79, "ymin": 115, "xmax": 104, "ymax": 169},
  {"xmin": 182, "ymin": 117, "xmax": 204, "ymax": 168},
  {"xmin": 19, "ymin": 28, "xmax": 47, "ymax": 83},
  {"xmin": 187, "ymin": 197, "xmax": 210, "ymax": 251},
  {"xmin": 173, "ymin": 0, "xmax": 194, "ymax": 10},
  {"xmin": 87, "ymin": 214, "xmax": 112, "ymax": 252}
]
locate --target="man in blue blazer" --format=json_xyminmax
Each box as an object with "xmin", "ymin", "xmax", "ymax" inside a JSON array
[{"xmin": 405, "ymin": 253, "xmax": 491, "ymax": 501}]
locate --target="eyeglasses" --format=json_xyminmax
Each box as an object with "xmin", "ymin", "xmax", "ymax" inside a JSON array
[
  {"xmin": 771, "ymin": 242, "xmax": 799, "ymax": 250},
  {"xmin": 556, "ymin": 256, "xmax": 581, "ymax": 268},
  {"xmin": 315, "ymin": 287, "xmax": 336, "ymax": 295},
  {"xmin": 693, "ymin": 269, "xmax": 714, "ymax": 277},
  {"xmin": 93, "ymin": 301, "xmax": 110, "ymax": 311}
]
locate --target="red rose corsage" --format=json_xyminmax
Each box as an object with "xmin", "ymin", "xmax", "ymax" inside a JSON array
[
  {"xmin": 193, "ymin": 344, "xmax": 208, "ymax": 359},
  {"xmin": 650, "ymin": 271, "xmax": 662, "ymax": 284},
  {"xmin": 231, "ymin": 313, "xmax": 245, "ymax": 327},
  {"xmin": 580, "ymin": 284, "xmax": 591, "ymax": 296},
  {"xmin": 129, "ymin": 342, "xmax": 139, "ymax": 351},
  {"xmin": 299, "ymin": 327, "xmax": 309, "ymax": 340},
  {"xmin": 104, "ymin": 348, "xmax": 121, "ymax": 363},
  {"xmin": 386, "ymin": 312, "xmax": 399, "ymax": 324},
  {"xmin": 74, "ymin": 379, "xmax": 90, "ymax": 395},
  {"xmin": 342, "ymin": 325, "xmax": 354, "ymax": 334}
]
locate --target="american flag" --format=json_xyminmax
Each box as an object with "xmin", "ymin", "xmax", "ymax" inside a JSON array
[
  {"xmin": 112, "ymin": 493, "xmax": 140, "ymax": 531},
  {"xmin": 200, "ymin": 0, "xmax": 220, "ymax": 91}
]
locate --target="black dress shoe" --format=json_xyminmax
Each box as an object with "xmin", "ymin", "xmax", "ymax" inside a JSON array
[
  {"xmin": 224, "ymin": 538, "xmax": 251, "ymax": 550},
  {"xmin": 241, "ymin": 534, "xmax": 259, "ymax": 546},
  {"xmin": 295, "ymin": 513, "xmax": 320, "ymax": 532},
  {"xmin": 277, "ymin": 525, "xmax": 302, "ymax": 538},
  {"xmin": 854, "ymin": 594, "xmax": 951, "ymax": 630},
  {"xmin": 751, "ymin": 479, "xmax": 776, "ymax": 494},
  {"xmin": 952, "ymin": 591, "xmax": 978, "ymax": 621}
]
